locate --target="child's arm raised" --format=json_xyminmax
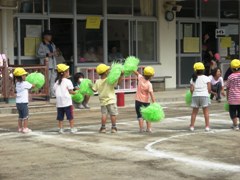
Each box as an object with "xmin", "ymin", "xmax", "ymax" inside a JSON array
[
  {"xmin": 133, "ymin": 70, "xmax": 140, "ymax": 76},
  {"xmin": 117, "ymin": 71, "xmax": 124, "ymax": 85}
]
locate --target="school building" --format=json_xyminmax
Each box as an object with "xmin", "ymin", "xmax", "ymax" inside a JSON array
[{"xmin": 0, "ymin": 0, "xmax": 239, "ymax": 89}]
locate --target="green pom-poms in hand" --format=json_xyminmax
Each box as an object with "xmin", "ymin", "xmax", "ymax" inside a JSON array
[
  {"xmin": 141, "ymin": 103, "xmax": 165, "ymax": 122},
  {"xmin": 185, "ymin": 90, "xmax": 192, "ymax": 106},
  {"xmin": 123, "ymin": 56, "xmax": 140, "ymax": 77},
  {"xmin": 224, "ymin": 103, "xmax": 229, "ymax": 112},
  {"xmin": 26, "ymin": 72, "xmax": 45, "ymax": 90},
  {"xmin": 79, "ymin": 79, "xmax": 94, "ymax": 96},
  {"xmin": 107, "ymin": 62, "xmax": 123, "ymax": 85},
  {"xmin": 72, "ymin": 90, "xmax": 84, "ymax": 103}
]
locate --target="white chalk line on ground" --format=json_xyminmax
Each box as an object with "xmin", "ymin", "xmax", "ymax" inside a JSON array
[{"xmin": 145, "ymin": 130, "xmax": 240, "ymax": 172}]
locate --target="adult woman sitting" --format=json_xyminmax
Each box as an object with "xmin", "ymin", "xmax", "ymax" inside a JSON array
[{"xmin": 209, "ymin": 68, "xmax": 225, "ymax": 102}]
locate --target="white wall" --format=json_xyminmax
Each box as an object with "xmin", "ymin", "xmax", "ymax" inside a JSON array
[
  {"xmin": 0, "ymin": 9, "xmax": 14, "ymax": 64},
  {"xmin": 154, "ymin": 0, "xmax": 176, "ymax": 89}
]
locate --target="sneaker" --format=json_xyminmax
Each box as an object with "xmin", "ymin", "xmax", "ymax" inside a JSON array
[
  {"xmin": 22, "ymin": 128, "xmax": 32, "ymax": 133},
  {"xmin": 111, "ymin": 127, "xmax": 118, "ymax": 133},
  {"xmin": 189, "ymin": 126, "xmax": 194, "ymax": 132},
  {"xmin": 18, "ymin": 128, "xmax": 23, "ymax": 133},
  {"xmin": 70, "ymin": 128, "xmax": 78, "ymax": 134},
  {"xmin": 146, "ymin": 129, "xmax": 152, "ymax": 133},
  {"xmin": 99, "ymin": 127, "xmax": 106, "ymax": 133},
  {"xmin": 78, "ymin": 104, "xmax": 85, "ymax": 109},
  {"xmin": 205, "ymin": 126, "xmax": 210, "ymax": 132},
  {"xmin": 233, "ymin": 126, "xmax": 239, "ymax": 131},
  {"xmin": 83, "ymin": 103, "xmax": 90, "ymax": 109},
  {"xmin": 58, "ymin": 128, "xmax": 64, "ymax": 134}
]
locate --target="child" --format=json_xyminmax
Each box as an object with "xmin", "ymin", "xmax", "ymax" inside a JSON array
[
  {"xmin": 73, "ymin": 72, "xmax": 91, "ymax": 109},
  {"xmin": 53, "ymin": 64, "xmax": 77, "ymax": 134},
  {"xmin": 134, "ymin": 66, "xmax": 155, "ymax": 133},
  {"xmin": 92, "ymin": 64, "xmax": 123, "ymax": 133},
  {"xmin": 226, "ymin": 59, "xmax": 240, "ymax": 131},
  {"xmin": 13, "ymin": 67, "xmax": 35, "ymax": 133},
  {"xmin": 190, "ymin": 62, "xmax": 211, "ymax": 132}
]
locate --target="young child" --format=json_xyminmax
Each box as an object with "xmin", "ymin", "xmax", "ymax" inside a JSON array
[
  {"xmin": 226, "ymin": 59, "xmax": 240, "ymax": 131},
  {"xmin": 73, "ymin": 72, "xmax": 91, "ymax": 109},
  {"xmin": 13, "ymin": 67, "xmax": 35, "ymax": 133},
  {"xmin": 53, "ymin": 64, "xmax": 77, "ymax": 134},
  {"xmin": 134, "ymin": 66, "xmax": 155, "ymax": 133},
  {"xmin": 92, "ymin": 64, "xmax": 123, "ymax": 133},
  {"xmin": 190, "ymin": 62, "xmax": 211, "ymax": 132}
]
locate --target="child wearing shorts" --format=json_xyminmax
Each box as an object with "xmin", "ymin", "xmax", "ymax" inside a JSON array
[
  {"xmin": 92, "ymin": 64, "xmax": 123, "ymax": 133},
  {"xmin": 13, "ymin": 67, "xmax": 35, "ymax": 133},
  {"xmin": 73, "ymin": 72, "xmax": 91, "ymax": 109},
  {"xmin": 226, "ymin": 59, "xmax": 240, "ymax": 131},
  {"xmin": 190, "ymin": 62, "xmax": 211, "ymax": 132},
  {"xmin": 134, "ymin": 66, "xmax": 155, "ymax": 133},
  {"xmin": 53, "ymin": 64, "xmax": 77, "ymax": 134}
]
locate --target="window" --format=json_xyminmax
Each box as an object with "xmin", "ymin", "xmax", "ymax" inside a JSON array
[
  {"xmin": 18, "ymin": 0, "xmax": 47, "ymax": 13},
  {"xmin": 134, "ymin": 0, "xmax": 156, "ymax": 16},
  {"xmin": 108, "ymin": 20, "xmax": 129, "ymax": 62},
  {"xmin": 107, "ymin": 0, "xmax": 132, "ymax": 14},
  {"xmin": 176, "ymin": 0, "xmax": 196, "ymax": 18},
  {"xmin": 137, "ymin": 21, "xmax": 157, "ymax": 62},
  {"xmin": 77, "ymin": 20, "xmax": 103, "ymax": 63},
  {"xmin": 201, "ymin": 0, "xmax": 218, "ymax": 18},
  {"xmin": 221, "ymin": 0, "xmax": 239, "ymax": 19},
  {"xmin": 77, "ymin": 0, "xmax": 103, "ymax": 15},
  {"xmin": 50, "ymin": 0, "xmax": 73, "ymax": 14}
]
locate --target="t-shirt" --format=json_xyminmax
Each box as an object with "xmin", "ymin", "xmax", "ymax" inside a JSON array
[
  {"xmin": 190, "ymin": 75, "xmax": 210, "ymax": 97},
  {"xmin": 92, "ymin": 78, "xmax": 116, "ymax": 106},
  {"xmin": 209, "ymin": 75, "xmax": 224, "ymax": 86},
  {"xmin": 16, "ymin": 81, "xmax": 32, "ymax": 103},
  {"xmin": 226, "ymin": 72, "xmax": 240, "ymax": 105},
  {"xmin": 135, "ymin": 74, "xmax": 153, "ymax": 103},
  {"xmin": 53, "ymin": 78, "xmax": 74, "ymax": 107}
]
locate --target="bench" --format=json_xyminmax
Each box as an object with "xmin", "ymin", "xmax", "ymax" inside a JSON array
[{"xmin": 150, "ymin": 76, "xmax": 172, "ymax": 91}]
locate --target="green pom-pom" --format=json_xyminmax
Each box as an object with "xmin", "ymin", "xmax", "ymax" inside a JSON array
[
  {"xmin": 72, "ymin": 90, "xmax": 84, "ymax": 103},
  {"xmin": 26, "ymin": 72, "xmax": 45, "ymax": 91},
  {"xmin": 79, "ymin": 79, "xmax": 94, "ymax": 96},
  {"xmin": 107, "ymin": 62, "xmax": 123, "ymax": 85},
  {"xmin": 141, "ymin": 103, "xmax": 165, "ymax": 122},
  {"xmin": 123, "ymin": 56, "xmax": 140, "ymax": 77},
  {"xmin": 185, "ymin": 90, "xmax": 192, "ymax": 106},
  {"xmin": 224, "ymin": 103, "xmax": 229, "ymax": 112}
]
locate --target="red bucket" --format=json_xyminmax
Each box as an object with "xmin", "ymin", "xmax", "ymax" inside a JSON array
[{"xmin": 117, "ymin": 92, "xmax": 125, "ymax": 107}]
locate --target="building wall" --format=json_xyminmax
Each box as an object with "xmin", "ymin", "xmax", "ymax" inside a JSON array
[
  {"xmin": 154, "ymin": 0, "xmax": 176, "ymax": 89},
  {"xmin": 0, "ymin": 10, "xmax": 2, "ymax": 52}
]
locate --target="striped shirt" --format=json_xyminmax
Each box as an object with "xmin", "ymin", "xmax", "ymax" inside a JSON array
[{"xmin": 226, "ymin": 72, "xmax": 240, "ymax": 105}]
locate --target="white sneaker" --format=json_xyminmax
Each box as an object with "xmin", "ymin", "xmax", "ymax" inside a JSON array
[
  {"xmin": 78, "ymin": 104, "xmax": 85, "ymax": 109},
  {"xmin": 59, "ymin": 128, "xmax": 64, "ymax": 134},
  {"xmin": 83, "ymin": 104, "xmax": 90, "ymax": 109},
  {"xmin": 18, "ymin": 128, "xmax": 23, "ymax": 133},
  {"xmin": 22, "ymin": 128, "xmax": 32, "ymax": 133},
  {"xmin": 70, "ymin": 128, "xmax": 78, "ymax": 134},
  {"xmin": 205, "ymin": 126, "xmax": 210, "ymax": 132},
  {"xmin": 189, "ymin": 126, "xmax": 194, "ymax": 131},
  {"xmin": 233, "ymin": 126, "xmax": 239, "ymax": 131}
]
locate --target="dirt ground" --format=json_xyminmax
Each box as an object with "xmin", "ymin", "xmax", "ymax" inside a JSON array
[{"xmin": 0, "ymin": 101, "xmax": 240, "ymax": 180}]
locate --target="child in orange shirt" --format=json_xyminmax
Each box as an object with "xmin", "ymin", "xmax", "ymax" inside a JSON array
[{"xmin": 134, "ymin": 66, "xmax": 155, "ymax": 133}]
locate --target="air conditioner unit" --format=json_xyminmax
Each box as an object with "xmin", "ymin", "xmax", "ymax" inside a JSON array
[{"xmin": 0, "ymin": 0, "xmax": 17, "ymax": 7}]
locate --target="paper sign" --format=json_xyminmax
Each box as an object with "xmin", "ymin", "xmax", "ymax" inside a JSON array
[
  {"xmin": 183, "ymin": 37, "xmax": 200, "ymax": 53},
  {"xmin": 26, "ymin": 25, "xmax": 42, "ymax": 37},
  {"xmin": 24, "ymin": 37, "xmax": 36, "ymax": 56},
  {"xmin": 86, "ymin": 16, "xmax": 101, "ymax": 29},
  {"xmin": 220, "ymin": 37, "xmax": 232, "ymax": 48}
]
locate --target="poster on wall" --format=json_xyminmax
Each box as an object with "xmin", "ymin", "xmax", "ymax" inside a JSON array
[
  {"xmin": 183, "ymin": 37, "xmax": 200, "ymax": 53},
  {"xmin": 86, "ymin": 16, "xmax": 101, "ymax": 29},
  {"xmin": 26, "ymin": 25, "xmax": 42, "ymax": 37}
]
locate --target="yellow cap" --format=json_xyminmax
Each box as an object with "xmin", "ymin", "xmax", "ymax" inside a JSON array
[
  {"xmin": 193, "ymin": 62, "xmax": 205, "ymax": 71},
  {"xmin": 13, "ymin": 68, "xmax": 28, "ymax": 76},
  {"xmin": 144, "ymin": 66, "xmax": 155, "ymax": 76},
  {"xmin": 96, "ymin": 64, "xmax": 110, "ymax": 75},
  {"xmin": 57, "ymin": 64, "xmax": 69, "ymax": 73},
  {"xmin": 230, "ymin": 59, "xmax": 240, "ymax": 69}
]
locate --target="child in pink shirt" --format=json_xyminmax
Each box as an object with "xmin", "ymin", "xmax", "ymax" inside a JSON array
[
  {"xmin": 226, "ymin": 59, "xmax": 240, "ymax": 131},
  {"xmin": 134, "ymin": 66, "xmax": 155, "ymax": 133}
]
